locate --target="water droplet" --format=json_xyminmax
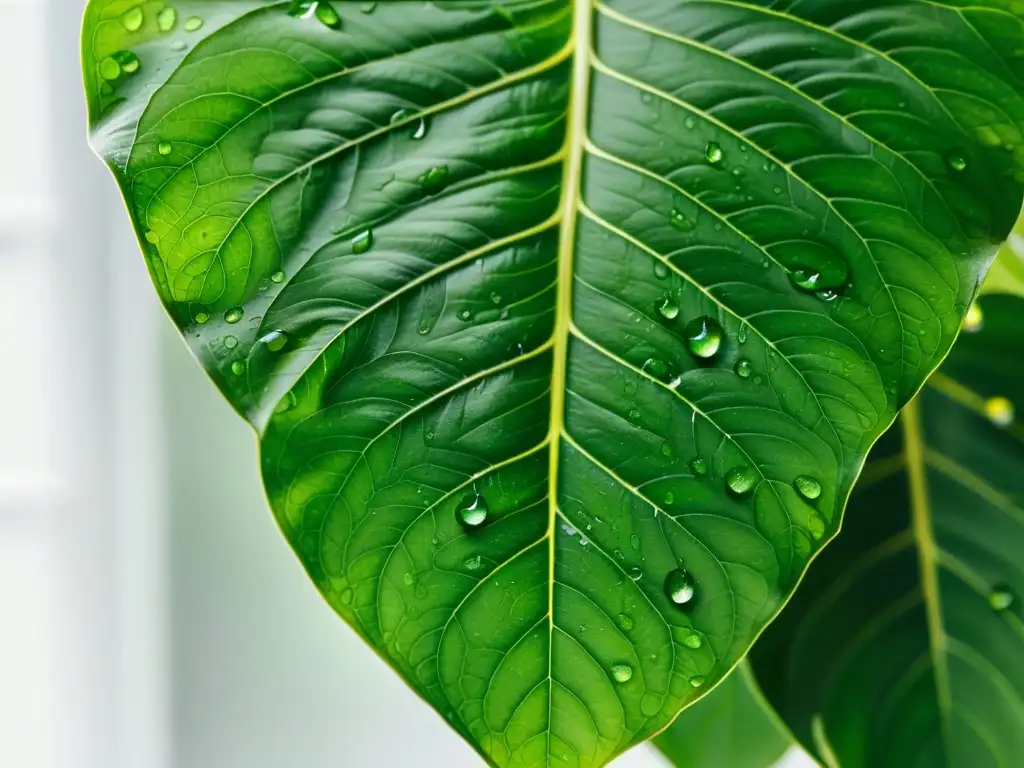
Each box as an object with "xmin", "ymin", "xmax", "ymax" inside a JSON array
[
  {"xmin": 794, "ymin": 475, "xmax": 822, "ymax": 501},
  {"xmin": 183, "ymin": 16, "xmax": 203, "ymax": 31},
  {"xmin": 274, "ymin": 391, "xmax": 297, "ymax": 414},
  {"xmin": 225, "ymin": 307, "xmax": 243, "ymax": 324},
  {"xmin": 157, "ymin": 142, "xmax": 172, "ymax": 156},
  {"xmin": 418, "ymin": 320, "xmax": 433, "ymax": 335},
  {"xmin": 735, "ymin": 359, "xmax": 753, "ymax": 379},
  {"xmin": 352, "ymin": 229, "xmax": 373, "ymax": 254},
  {"xmin": 642, "ymin": 358, "xmax": 668, "ymax": 379},
  {"xmin": 171, "ymin": 41, "xmax": 188, "ymax": 52},
  {"xmin": 420, "ymin": 165, "xmax": 450, "ymax": 193},
  {"xmin": 489, "ymin": 292, "xmax": 502, "ymax": 305},
  {"xmin": 654, "ymin": 262, "xmax": 670, "ymax": 280},
  {"xmin": 738, "ymin": 324, "xmax": 748, "ymax": 344},
  {"xmin": 194, "ymin": 310, "xmax": 210, "ymax": 324},
  {"xmin": 705, "ymin": 142, "xmax": 723, "ymax": 165},
  {"xmin": 661, "ymin": 441, "xmax": 677, "ymax": 460},
  {"xmin": 412, "ymin": 117, "xmax": 428, "ymax": 140},
  {"xmin": 657, "ymin": 296, "xmax": 679, "ymax": 320},
  {"xmin": 157, "ymin": 7, "xmax": 177, "ymax": 32},
  {"xmin": 403, "ymin": 572, "xmax": 415, "ymax": 587},
  {"xmin": 260, "ymin": 329, "xmax": 289, "ymax": 352},
  {"xmin": 628, "ymin": 408, "xmax": 642, "ymax": 425},
  {"xmin": 611, "ymin": 664, "xmax": 633, "ymax": 683},
  {"xmin": 223, "ymin": 335, "xmax": 238, "ymax": 350},
  {"xmin": 964, "ymin": 302, "xmax": 984, "ymax": 333},
  {"xmin": 684, "ymin": 316, "xmax": 722, "ymax": 358},
  {"xmin": 457, "ymin": 308, "xmax": 473, "ymax": 322},
  {"xmin": 616, "ymin": 613, "xmax": 634, "ymax": 631},
  {"xmin": 669, "ymin": 208, "xmax": 692, "ymax": 232},
  {"xmin": 99, "ymin": 56, "xmax": 121, "ymax": 81},
  {"xmin": 947, "ymin": 151, "xmax": 967, "ymax": 172},
  {"xmin": 989, "ymin": 586, "xmax": 1015, "ymax": 611},
  {"xmin": 120, "ymin": 7, "xmax": 144, "ymax": 31},
  {"xmin": 726, "ymin": 465, "xmax": 757, "ymax": 495},
  {"xmin": 690, "ymin": 676, "xmax": 705, "ymax": 688},
  {"xmin": 684, "ymin": 116, "xmax": 695, "ymax": 130},
  {"xmin": 665, "ymin": 568, "xmax": 696, "ymax": 607},
  {"xmin": 630, "ymin": 534, "xmax": 641, "ymax": 551},
  {"xmin": 230, "ymin": 360, "xmax": 245, "ymax": 376},
  {"xmin": 119, "ymin": 51, "xmax": 141, "ymax": 74},
  {"xmin": 664, "ymin": 491, "xmax": 674, "ymax": 505},
  {"xmin": 683, "ymin": 633, "xmax": 702, "ymax": 649},
  {"xmin": 270, "ymin": 270, "xmax": 286, "ymax": 283},
  {"xmin": 339, "ymin": 587, "xmax": 353, "ymax": 605},
  {"xmin": 817, "ymin": 289, "xmax": 840, "ymax": 302},
  {"xmin": 464, "ymin": 555, "xmax": 483, "ymax": 572},
  {"xmin": 360, "ymin": 1, "xmax": 377, "ymax": 11},
  {"xmin": 690, "ymin": 457, "xmax": 708, "ymax": 476},
  {"xmin": 145, "ymin": 230, "xmax": 160, "ymax": 244},
  {"xmin": 808, "ymin": 513, "xmax": 825, "ymax": 540},
  {"xmin": 628, "ymin": 566, "xmax": 643, "ymax": 581},
  {"xmin": 985, "ymin": 396, "xmax": 1015, "ymax": 427},
  {"xmin": 458, "ymin": 491, "xmax": 488, "ymax": 529}
]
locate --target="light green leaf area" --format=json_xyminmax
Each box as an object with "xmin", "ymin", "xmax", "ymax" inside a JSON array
[
  {"xmin": 751, "ymin": 293, "xmax": 1024, "ymax": 767},
  {"xmin": 83, "ymin": 1, "xmax": 1024, "ymax": 765},
  {"xmin": 654, "ymin": 662, "xmax": 794, "ymax": 768},
  {"xmin": 984, "ymin": 214, "xmax": 1024, "ymax": 297}
]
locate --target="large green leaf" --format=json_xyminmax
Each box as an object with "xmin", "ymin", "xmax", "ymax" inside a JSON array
[
  {"xmin": 653, "ymin": 662, "xmax": 794, "ymax": 768},
  {"xmin": 83, "ymin": 1, "xmax": 1024, "ymax": 764},
  {"xmin": 750, "ymin": 291, "xmax": 1024, "ymax": 767}
]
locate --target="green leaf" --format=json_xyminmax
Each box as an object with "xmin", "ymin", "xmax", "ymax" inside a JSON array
[
  {"xmin": 653, "ymin": 662, "xmax": 795, "ymax": 768},
  {"xmin": 750, "ymin": 292, "xmax": 1024, "ymax": 767},
  {"xmin": 83, "ymin": 1, "xmax": 1024, "ymax": 764},
  {"xmin": 984, "ymin": 213, "xmax": 1024, "ymax": 298}
]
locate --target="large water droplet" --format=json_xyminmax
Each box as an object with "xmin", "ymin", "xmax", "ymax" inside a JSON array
[
  {"xmin": 158, "ymin": 142, "xmax": 172, "ymax": 156},
  {"xmin": 230, "ymin": 360, "xmax": 245, "ymax": 376},
  {"xmin": 705, "ymin": 142, "xmax": 723, "ymax": 165},
  {"xmin": 260, "ymin": 329, "xmax": 289, "ymax": 352},
  {"xmin": 270, "ymin": 269, "xmax": 286, "ymax": 284},
  {"xmin": 616, "ymin": 613, "xmax": 634, "ymax": 631},
  {"xmin": 964, "ymin": 302, "xmax": 984, "ymax": 333},
  {"xmin": 726, "ymin": 465, "xmax": 757, "ymax": 495},
  {"xmin": 352, "ymin": 229, "xmax": 373, "ymax": 254},
  {"xmin": 458, "ymin": 491, "xmax": 488, "ymax": 529},
  {"xmin": 194, "ymin": 310, "xmax": 210, "ymax": 325},
  {"xmin": 985, "ymin": 396, "xmax": 1015, "ymax": 427},
  {"xmin": 989, "ymin": 586, "xmax": 1015, "ymax": 611},
  {"xmin": 225, "ymin": 307, "xmax": 243, "ymax": 324},
  {"xmin": 734, "ymin": 359, "xmax": 753, "ymax": 379},
  {"xmin": 183, "ymin": 16, "xmax": 203, "ymax": 31},
  {"xmin": 776, "ymin": 242, "xmax": 849, "ymax": 293},
  {"xmin": 420, "ymin": 165, "xmax": 449, "ymax": 193},
  {"xmin": 690, "ymin": 457, "xmax": 709, "ymax": 476},
  {"xmin": 628, "ymin": 566, "xmax": 643, "ymax": 581},
  {"xmin": 657, "ymin": 296, "xmax": 679, "ymax": 320},
  {"xmin": 100, "ymin": 56, "xmax": 122, "ymax": 81},
  {"xmin": 947, "ymin": 151, "xmax": 967, "ymax": 172},
  {"xmin": 794, "ymin": 475, "xmax": 822, "ymax": 500},
  {"xmin": 683, "ymin": 632, "xmax": 702, "ymax": 649},
  {"xmin": 157, "ymin": 7, "xmax": 177, "ymax": 32},
  {"xmin": 684, "ymin": 316, "xmax": 722, "ymax": 358},
  {"xmin": 611, "ymin": 664, "xmax": 633, "ymax": 683},
  {"xmin": 665, "ymin": 568, "xmax": 696, "ymax": 607},
  {"xmin": 120, "ymin": 7, "xmax": 144, "ymax": 31}
]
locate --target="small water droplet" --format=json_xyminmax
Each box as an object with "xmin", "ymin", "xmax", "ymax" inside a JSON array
[
  {"xmin": 171, "ymin": 40, "xmax": 188, "ymax": 51},
  {"xmin": 464, "ymin": 555, "xmax": 483, "ymax": 572},
  {"xmin": 457, "ymin": 308, "xmax": 473, "ymax": 322},
  {"xmin": 690, "ymin": 676, "xmax": 705, "ymax": 688},
  {"xmin": 119, "ymin": 51, "xmax": 140, "ymax": 74},
  {"xmin": 665, "ymin": 568, "xmax": 696, "ymax": 607},
  {"xmin": 157, "ymin": 7, "xmax": 177, "ymax": 32},
  {"xmin": 794, "ymin": 475, "xmax": 822, "ymax": 500},
  {"xmin": 669, "ymin": 208, "xmax": 692, "ymax": 232},
  {"xmin": 616, "ymin": 613, "xmax": 634, "ymax": 631},
  {"xmin": 489, "ymin": 292, "xmax": 502, "ymax": 305},
  {"xmin": 808, "ymin": 513, "xmax": 825, "ymax": 540},
  {"xmin": 654, "ymin": 262, "xmax": 670, "ymax": 280},
  {"xmin": 964, "ymin": 302, "xmax": 984, "ymax": 333},
  {"xmin": 352, "ymin": 229, "xmax": 373, "ymax": 254},
  {"xmin": 145, "ymin": 230, "xmax": 160, "ymax": 244},
  {"xmin": 194, "ymin": 310, "xmax": 210, "ymax": 324},
  {"xmin": 628, "ymin": 566, "xmax": 643, "ymax": 581},
  {"xmin": 661, "ymin": 441, "xmax": 677, "ymax": 460},
  {"xmin": 225, "ymin": 307, "xmax": 243, "ymax": 324},
  {"xmin": 989, "ymin": 586, "xmax": 1015, "ymax": 611},
  {"xmin": 120, "ymin": 8, "xmax": 144, "ymax": 31},
  {"xmin": 705, "ymin": 142, "xmax": 723, "ymax": 165},
  {"xmin": 360, "ymin": 1, "xmax": 377, "ymax": 11},
  {"xmin": 657, "ymin": 295, "xmax": 680, "ymax": 320},
  {"xmin": 458, "ymin": 491, "xmax": 488, "ymax": 529},
  {"xmin": 726, "ymin": 465, "xmax": 757, "ymax": 495},
  {"xmin": 684, "ymin": 316, "xmax": 722, "ymax": 358},
  {"xmin": 985, "ymin": 396, "xmax": 1015, "ymax": 427},
  {"xmin": 223, "ymin": 335, "xmax": 238, "ymax": 350},
  {"xmin": 420, "ymin": 165, "xmax": 450, "ymax": 193},
  {"xmin": 270, "ymin": 269, "xmax": 286, "ymax": 283},
  {"xmin": 339, "ymin": 587, "xmax": 353, "ymax": 605},
  {"xmin": 627, "ymin": 408, "xmax": 642, "ymax": 425},
  {"xmin": 683, "ymin": 633, "xmax": 702, "ymax": 649},
  {"xmin": 99, "ymin": 56, "xmax": 122, "ymax": 81},
  {"xmin": 735, "ymin": 359, "xmax": 753, "ymax": 379},
  {"xmin": 611, "ymin": 664, "xmax": 633, "ymax": 683},
  {"xmin": 642, "ymin": 358, "xmax": 668, "ymax": 379},
  {"xmin": 412, "ymin": 117, "xmax": 428, "ymax": 140},
  {"xmin": 183, "ymin": 16, "xmax": 203, "ymax": 31},
  {"xmin": 947, "ymin": 151, "xmax": 967, "ymax": 172},
  {"xmin": 630, "ymin": 534, "xmax": 641, "ymax": 551},
  {"xmin": 274, "ymin": 391, "xmax": 297, "ymax": 414},
  {"xmin": 664, "ymin": 491, "xmax": 674, "ymax": 504},
  {"xmin": 738, "ymin": 324, "xmax": 748, "ymax": 344},
  {"xmin": 260, "ymin": 329, "xmax": 289, "ymax": 352},
  {"xmin": 690, "ymin": 457, "xmax": 708, "ymax": 476},
  {"xmin": 157, "ymin": 142, "xmax": 172, "ymax": 156},
  {"xmin": 684, "ymin": 116, "xmax": 695, "ymax": 130},
  {"xmin": 230, "ymin": 360, "xmax": 245, "ymax": 376}
]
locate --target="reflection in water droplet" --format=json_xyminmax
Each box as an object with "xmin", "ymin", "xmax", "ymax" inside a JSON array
[
  {"xmin": 690, "ymin": 457, "xmax": 708, "ymax": 476},
  {"xmin": 420, "ymin": 165, "xmax": 450, "ymax": 193},
  {"xmin": 616, "ymin": 613, "xmax": 634, "ymax": 631},
  {"xmin": 412, "ymin": 117, "xmax": 428, "ymax": 140},
  {"xmin": 611, "ymin": 664, "xmax": 633, "ymax": 683},
  {"xmin": 657, "ymin": 296, "xmax": 679, "ymax": 320},
  {"xmin": 158, "ymin": 142, "xmax": 172, "ymax": 156},
  {"xmin": 183, "ymin": 16, "xmax": 203, "ymax": 31},
  {"xmin": 683, "ymin": 633, "xmax": 702, "ymax": 649},
  {"xmin": 964, "ymin": 302, "xmax": 984, "ymax": 333},
  {"xmin": 684, "ymin": 316, "xmax": 722, "ymax": 358},
  {"xmin": 230, "ymin": 360, "xmax": 245, "ymax": 376},
  {"xmin": 270, "ymin": 269, "xmax": 286, "ymax": 283},
  {"xmin": 985, "ymin": 396, "xmax": 1015, "ymax": 427},
  {"xmin": 352, "ymin": 229, "xmax": 373, "ymax": 254},
  {"xmin": 464, "ymin": 555, "xmax": 483, "ymax": 572},
  {"xmin": 157, "ymin": 7, "xmax": 177, "ymax": 32},
  {"xmin": 628, "ymin": 566, "xmax": 643, "ymax": 581},
  {"xmin": 690, "ymin": 676, "xmax": 705, "ymax": 688},
  {"xmin": 669, "ymin": 208, "xmax": 692, "ymax": 232},
  {"xmin": 794, "ymin": 475, "xmax": 822, "ymax": 500},
  {"xmin": 705, "ymin": 142, "xmax": 723, "ymax": 165},
  {"xmin": 260, "ymin": 329, "xmax": 289, "ymax": 352},
  {"xmin": 225, "ymin": 307, "xmax": 243, "ymax": 324},
  {"xmin": 661, "ymin": 441, "xmax": 677, "ymax": 460},
  {"xmin": 735, "ymin": 359, "xmax": 752, "ymax": 379},
  {"xmin": 989, "ymin": 586, "xmax": 1015, "ymax": 611},
  {"xmin": 223, "ymin": 335, "xmax": 238, "ymax": 350},
  {"xmin": 665, "ymin": 568, "xmax": 696, "ymax": 607},
  {"xmin": 726, "ymin": 465, "xmax": 757, "ymax": 495},
  {"xmin": 120, "ymin": 8, "xmax": 144, "ymax": 31},
  {"xmin": 947, "ymin": 151, "xmax": 967, "ymax": 172},
  {"xmin": 808, "ymin": 513, "xmax": 825, "ymax": 540},
  {"xmin": 458, "ymin": 491, "xmax": 488, "ymax": 529}
]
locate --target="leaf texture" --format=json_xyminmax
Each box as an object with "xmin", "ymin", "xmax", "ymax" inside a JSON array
[
  {"xmin": 83, "ymin": 1, "xmax": 1024, "ymax": 765},
  {"xmin": 751, "ymin": 293, "xmax": 1024, "ymax": 767}
]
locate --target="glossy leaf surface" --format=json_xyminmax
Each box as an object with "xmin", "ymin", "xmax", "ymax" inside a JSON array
[
  {"xmin": 751, "ymin": 293, "xmax": 1024, "ymax": 767},
  {"xmin": 83, "ymin": 1, "xmax": 1024, "ymax": 764},
  {"xmin": 653, "ymin": 662, "xmax": 793, "ymax": 768}
]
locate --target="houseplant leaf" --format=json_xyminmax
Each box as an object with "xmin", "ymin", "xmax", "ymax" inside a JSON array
[
  {"xmin": 750, "ymin": 290, "xmax": 1024, "ymax": 767},
  {"xmin": 83, "ymin": 1, "xmax": 1024, "ymax": 764},
  {"xmin": 653, "ymin": 662, "xmax": 794, "ymax": 768}
]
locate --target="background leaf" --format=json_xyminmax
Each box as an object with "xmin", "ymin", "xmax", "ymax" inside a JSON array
[
  {"xmin": 83, "ymin": 1, "xmax": 1024, "ymax": 764},
  {"xmin": 750, "ymin": 290, "xmax": 1024, "ymax": 767},
  {"xmin": 653, "ymin": 662, "xmax": 794, "ymax": 768}
]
